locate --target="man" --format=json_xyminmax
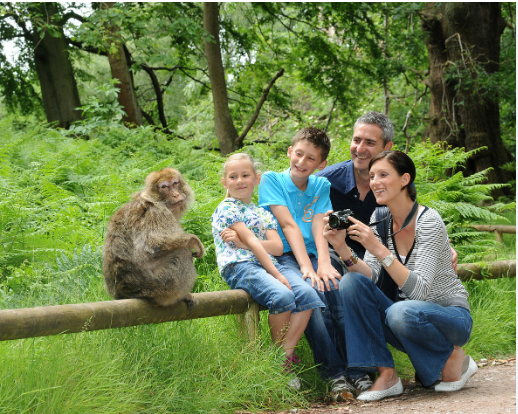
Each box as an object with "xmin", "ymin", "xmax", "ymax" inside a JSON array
[{"xmin": 316, "ymin": 111, "xmax": 393, "ymax": 262}]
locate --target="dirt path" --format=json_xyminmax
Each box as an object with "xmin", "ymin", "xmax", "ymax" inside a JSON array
[{"xmin": 272, "ymin": 358, "xmax": 516, "ymax": 414}]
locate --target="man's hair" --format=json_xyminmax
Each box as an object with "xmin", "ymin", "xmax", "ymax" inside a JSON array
[
  {"xmin": 291, "ymin": 127, "xmax": 331, "ymax": 161},
  {"xmin": 354, "ymin": 111, "xmax": 394, "ymax": 146}
]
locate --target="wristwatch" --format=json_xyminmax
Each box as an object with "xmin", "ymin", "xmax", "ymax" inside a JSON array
[
  {"xmin": 340, "ymin": 250, "xmax": 358, "ymax": 267},
  {"xmin": 381, "ymin": 253, "xmax": 395, "ymax": 269}
]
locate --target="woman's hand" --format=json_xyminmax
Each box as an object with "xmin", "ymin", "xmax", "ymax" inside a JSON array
[
  {"xmin": 221, "ymin": 228, "xmax": 249, "ymax": 250},
  {"xmin": 323, "ymin": 211, "xmax": 347, "ymax": 249},
  {"xmin": 346, "ymin": 216, "xmax": 382, "ymax": 254}
]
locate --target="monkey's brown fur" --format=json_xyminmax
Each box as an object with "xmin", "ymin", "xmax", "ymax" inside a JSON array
[{"xmin": 102, "ymin": 168, "xmax": 204, "ymax": 307}]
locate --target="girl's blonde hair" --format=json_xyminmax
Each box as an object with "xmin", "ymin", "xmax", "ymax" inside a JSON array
[{"xmin": 222, "ymin": 153, "xmax": 260, "ymax": 198}]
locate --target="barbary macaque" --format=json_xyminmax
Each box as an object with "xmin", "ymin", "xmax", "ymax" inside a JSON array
[{"xmin": 103, "ymin": 168, "xmax": 204, "ymax": 307}]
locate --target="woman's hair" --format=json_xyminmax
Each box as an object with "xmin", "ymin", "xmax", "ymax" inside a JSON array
[
  {"xmin": 222, "ymin": 153, "xmax": 259, "ymax": 198},
  {"xmin": 369, "ymin": 150, "xmax": 417, "ymax": 201}
]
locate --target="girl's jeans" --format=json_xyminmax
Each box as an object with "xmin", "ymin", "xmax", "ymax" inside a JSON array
[{"xmin": 340, "ymin": 272, "xmax": 473, "ymax": 387}]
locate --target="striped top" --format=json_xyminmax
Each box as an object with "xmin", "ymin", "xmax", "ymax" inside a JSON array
[{"xmin": 364, "ymin": 207, "xmax": 470, "ymax": 310}]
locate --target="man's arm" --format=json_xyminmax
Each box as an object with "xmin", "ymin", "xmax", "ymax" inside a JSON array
[{"xmin": 270, "ymin": 205, "xmax": 324, "ymax": 291}]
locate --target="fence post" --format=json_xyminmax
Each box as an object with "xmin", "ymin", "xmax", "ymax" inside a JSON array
[{"xmin": 236, "ymin": 299, "xmax": 260, "ymax": 341}]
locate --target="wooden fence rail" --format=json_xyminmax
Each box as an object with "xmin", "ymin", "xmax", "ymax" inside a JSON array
[
  {"xmin": 470, "ymin": 224, "xmax": 516, "ymax": 243},
  {"xmin": 0, "ymin": 260, "xmax": 514, "ymax": 343}
]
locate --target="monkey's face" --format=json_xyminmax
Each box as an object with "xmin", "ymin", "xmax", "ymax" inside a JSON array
[{"xmin": 158, "ymin": 177, "xmax": 187, "ymax": 214}]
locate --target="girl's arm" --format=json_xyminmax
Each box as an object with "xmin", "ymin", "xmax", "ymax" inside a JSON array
[
  {"xmin": 219, "ymin": 229, "xmax": 283, "ymax": 256},
  {"xmin": 263, "ymin": 229, "xmax": 284, "ymax": 256},
  {"xmin": 229, "ymin": 221, "xmax": 292, "ymax": 290}
]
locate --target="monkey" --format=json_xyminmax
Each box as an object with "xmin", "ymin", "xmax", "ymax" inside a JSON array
[{"xmin": 102, "ymin": 168, "xmax": 204, "ymax": 308}]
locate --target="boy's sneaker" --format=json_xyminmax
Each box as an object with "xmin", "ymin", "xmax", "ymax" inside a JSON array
[
  {"xmin": 348, "ymin": 374, "xmax": 373, "ymax": 392},
  {"xmin": 282, "ymin": 354, "xmax": 302, "ymax": 391},
  {"xmin": 329, "ymin": 375, "xmax": 356, "ymax": 401}
]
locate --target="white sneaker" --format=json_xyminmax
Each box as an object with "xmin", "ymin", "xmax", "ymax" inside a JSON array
[
  {"xmin": 330, "ymin": 375, "xmax": 356, "ymax": 393},
  {"xmin": 288, "ymin": 377, "xmax": 301, "ymax": 391},
  {"xmin": 348, "ymin": 374, "xmax": 373, "ymax": 392}
]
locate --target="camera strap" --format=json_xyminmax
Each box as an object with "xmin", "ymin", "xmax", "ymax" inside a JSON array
[{"xmin": 369, "ymin": 200, "xmax": 419, "ymax": 237}]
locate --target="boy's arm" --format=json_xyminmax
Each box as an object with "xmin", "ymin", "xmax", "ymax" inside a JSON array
[
  {"xmin": 229, "ymin": 222, "xmax": 292, "ymax": 290},
  {"xmin": 270, "ymin": 205, "xmax": 324, "ymax": 292},
  {"xmin": 312, "ymin": 212, "xmax": 342, "ymax": 291}
]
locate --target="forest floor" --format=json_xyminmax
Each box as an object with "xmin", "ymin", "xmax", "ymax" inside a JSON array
[{"xmin": 260, "ymin": 357, "xmax": 516, "ymax": 414}]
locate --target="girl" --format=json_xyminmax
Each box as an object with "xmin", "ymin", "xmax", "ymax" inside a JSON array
[
  {"xmin": 211, "ymin": 153, "xmax": 325, "ymax": 389},
  {"xmin": 323, "ymin": 150, "xmax": 475, "ymax": 402}
]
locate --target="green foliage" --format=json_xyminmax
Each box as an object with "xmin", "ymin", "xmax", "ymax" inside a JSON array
[
  {"xmin": 68, "ymin": 80, "xmax": 127, "ymax": 135},
  {"xmin": 0, "ymin": 118, "xmax": 515, "ymax": 412},
  {"xmin": 409, "ymin": 141, "xmax": 515, "ymax": 262}
]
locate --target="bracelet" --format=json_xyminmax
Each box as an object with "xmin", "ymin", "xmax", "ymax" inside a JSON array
[{"xmin": 340, "ymin": 250, "xmax": 358, "ymax": 267}]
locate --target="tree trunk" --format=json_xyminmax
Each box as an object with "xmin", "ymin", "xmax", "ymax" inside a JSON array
[
  {"xmin": 32, "ymin": 3, "xmax": 83, "ymax": 129},
  {"xmin": 420, "ymin": 3, "xmax": 511, "ymax": 186},
  {"xmin": 101, "ymin": 2, "xmax": 142, "ymax": 127},
  {"xmin": 203, "ymin": 2, "xmax": 239, "ymax": 156}
]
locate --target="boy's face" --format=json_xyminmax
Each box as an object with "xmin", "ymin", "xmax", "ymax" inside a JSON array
[{"xmin": 287, "ymin": 140, "xmax": 327, "ymax": 181}]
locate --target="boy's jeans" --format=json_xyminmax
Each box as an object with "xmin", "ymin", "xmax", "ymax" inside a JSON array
[{"xmin": 277, "ymin": 254, "xmax": 365, "ymax": 381}]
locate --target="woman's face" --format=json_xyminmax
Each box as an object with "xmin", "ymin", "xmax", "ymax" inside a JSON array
[{"xmin": 369, "ymin": 158, "xmax": 410, "ymax": 205}]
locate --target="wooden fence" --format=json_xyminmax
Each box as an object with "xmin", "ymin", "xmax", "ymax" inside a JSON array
[
  {"xmin": 470, "ymin": 224, "xmax": 516, "ymax": 243},
  {"xmin": 0, "ymin": 260, "xmax": 514, "ymax": 343}
]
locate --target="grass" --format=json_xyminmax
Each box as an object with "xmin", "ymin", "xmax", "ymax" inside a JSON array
[{"xmin": 0, "ymin": 119, "xmax": 515, "ymax": 412}]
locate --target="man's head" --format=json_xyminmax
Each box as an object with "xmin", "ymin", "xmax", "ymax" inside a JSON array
[
  {"xmin": 350, "ymin": 111, "xmax": 394, "ymax": 173},
  {"xmin": 288, "ymin": 127, "xmax": 329, "ymax": 181}
]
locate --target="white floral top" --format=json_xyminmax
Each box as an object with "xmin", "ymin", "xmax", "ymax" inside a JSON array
[{"xmin": 211, "ymin": 197, "xmax": 279, "ymax": 274}]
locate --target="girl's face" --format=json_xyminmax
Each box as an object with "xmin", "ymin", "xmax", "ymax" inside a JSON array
[
  {"xmin": 222, "ymin": 160, "xmax": 260, "ymax": 204},
  {"xmin": 369, "ymin": 159, "xmax": 410, "ymax": 205}
]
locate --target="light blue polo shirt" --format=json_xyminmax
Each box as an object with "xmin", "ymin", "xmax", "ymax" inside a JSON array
[{"xmin": 258, "ymin": 169, "xmax": 332, "ymax": 257}]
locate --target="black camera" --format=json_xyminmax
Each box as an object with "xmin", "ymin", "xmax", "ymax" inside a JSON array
[{"xmin": 328, "ymin": 209, "xmax": 358, "ymax": 230}]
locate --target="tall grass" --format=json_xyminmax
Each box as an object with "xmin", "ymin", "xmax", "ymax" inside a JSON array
[{"xmin": 0, "ymin": 118, "xmax": 515, "ymax": 412}]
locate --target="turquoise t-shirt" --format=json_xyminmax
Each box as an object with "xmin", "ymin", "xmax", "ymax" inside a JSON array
[{"xmin": 258, "ymin": 169, "xmax": 332, "ymax": 257}]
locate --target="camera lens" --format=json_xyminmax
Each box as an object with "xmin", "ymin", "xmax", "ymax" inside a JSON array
[{"xmin": 329, "ymin": 214, "xmax": 340, "ymax": 229}]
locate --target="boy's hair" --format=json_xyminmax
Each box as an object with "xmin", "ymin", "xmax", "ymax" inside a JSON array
[
  {"xmin": 353, "ymin": 111, "xmax": 394, "ymax": 146},
  {"xmin": 291, "ymin": 127, "xmax": 331, "ymax": 161}
]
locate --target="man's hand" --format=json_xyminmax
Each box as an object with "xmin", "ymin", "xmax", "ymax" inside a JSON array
[{"xmin": 450, "ymin": 242, "xmax": 458, "ymax": 273}]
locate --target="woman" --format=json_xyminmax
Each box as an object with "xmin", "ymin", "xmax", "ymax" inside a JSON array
[{"xmin": 324, "ymin": 150, "xmax": 475, "ymax": 402}]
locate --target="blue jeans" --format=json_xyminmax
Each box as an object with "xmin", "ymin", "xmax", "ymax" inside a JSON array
[
  {"xmin": 340, "ymin": 272, "xmax": 473, "ymax": 387},
  {"xmin": 222, "ymin": 260, "xmax": 325, "ymax": 314},
  {"xmin": 278, "ymin": 254, "xmax": 360, "ymax": 381}
]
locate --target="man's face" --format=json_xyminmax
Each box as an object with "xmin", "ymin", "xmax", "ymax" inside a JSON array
[{"xmin": 350, "ymin": 123, "xmax": 392, "ymax": 173}]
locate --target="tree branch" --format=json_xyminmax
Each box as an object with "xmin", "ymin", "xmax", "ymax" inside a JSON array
[
  {"xmin": 235, "ymin": 68, "xmax": 284, "ymax": 147},
  {"xmin": 140, "ymin": 64, "xmax": 169, "ymax": 131}
]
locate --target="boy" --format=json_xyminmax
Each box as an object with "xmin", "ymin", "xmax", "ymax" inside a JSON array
[{"xmin": 259, "ymin": 127, "xmax": 363, "ymax": 395}]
